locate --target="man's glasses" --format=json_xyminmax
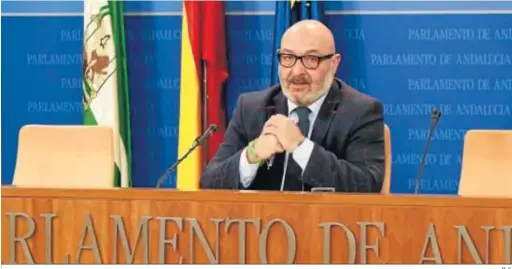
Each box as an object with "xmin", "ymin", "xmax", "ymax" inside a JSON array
[{"xmin": 277, "ymin": 52, "xmax": 335, "ymax": 70}]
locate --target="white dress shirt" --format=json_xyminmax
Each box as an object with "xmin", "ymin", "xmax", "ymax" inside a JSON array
[{"xmin": 238, "ymin": 93, "xmax": 328, "ymax": 188}]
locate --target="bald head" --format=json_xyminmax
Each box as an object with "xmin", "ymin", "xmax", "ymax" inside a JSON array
[{"xmin": 281, "ymin": 20, "xmax": 335, "ymax": 54}]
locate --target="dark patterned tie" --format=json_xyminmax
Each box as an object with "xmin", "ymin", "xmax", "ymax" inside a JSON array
[
  {"xmin": 283, "ymin": 107, "xmax": 311, "ymax": 190},
  {"xmin": 294, "ymin": 107, "xmax": 311, "ymax": 137}
]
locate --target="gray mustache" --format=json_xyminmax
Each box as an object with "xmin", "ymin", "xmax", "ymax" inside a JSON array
[{"xmin": 289, "ymin": 76, "xmax": 311, "ymax": 84}]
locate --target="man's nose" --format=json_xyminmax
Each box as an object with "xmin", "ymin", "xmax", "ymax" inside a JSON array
[{"xmin": 291, "ymin": 59, "xmax": 307, "ymax": 75}]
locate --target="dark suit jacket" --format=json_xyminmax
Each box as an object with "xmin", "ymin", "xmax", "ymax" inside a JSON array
[{"xmin": 200, "ymin": 78, "xmax": 385, "ymax": 192}]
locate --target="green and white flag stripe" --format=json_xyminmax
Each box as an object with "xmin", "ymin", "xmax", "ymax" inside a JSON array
[{"xmin": 83, "ymin": 0, "xmax": 132, "ymax": 187}]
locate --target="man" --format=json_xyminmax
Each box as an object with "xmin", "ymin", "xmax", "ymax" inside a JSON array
[{"xmin": 200, "ymin": 20, "xmax": 385, "ymax": 192}]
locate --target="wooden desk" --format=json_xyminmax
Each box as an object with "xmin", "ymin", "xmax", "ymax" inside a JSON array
[{"xmin": 1, "ymin": 187, "xmax": 511, "ymax": 264}]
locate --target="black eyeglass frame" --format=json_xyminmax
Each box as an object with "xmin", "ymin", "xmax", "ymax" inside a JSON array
[{"xmin": 276, "ymin": 50, "xmax": 335, "ymax": 70}]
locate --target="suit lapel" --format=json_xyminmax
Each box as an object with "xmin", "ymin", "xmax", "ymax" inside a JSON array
[
  {"xmin": 272, "ymin": 91, "xmax": 288, "ymax": 117},
  {"xmin": 263, "ymin": 90, "xmax": 288, "ymax": 179},
  {"xmin": 310, "ymin": 81, "xmax": 342, "ymax": 144},
  {"xmin": 261, "ymin": 87, "xmax": 288, "ymax": 136}
]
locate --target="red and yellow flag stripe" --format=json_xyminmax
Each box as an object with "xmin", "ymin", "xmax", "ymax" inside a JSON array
[{"xmin": 177, "ymin": 1, "xmax": 202, "ymax": 191}]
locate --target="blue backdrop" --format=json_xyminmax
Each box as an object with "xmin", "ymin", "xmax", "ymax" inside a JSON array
[{"xmin": 2, "ymin": 1, "xmax": 512, "ymax": 193}]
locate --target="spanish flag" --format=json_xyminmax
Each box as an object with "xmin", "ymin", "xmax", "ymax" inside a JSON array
[
  {"xmin": 271, "ymin": 0, "xmax": 324, "ymax": 85},
  {"xmin": 177, "ymin": 1, "xmax": 229, "ymax": 191}
]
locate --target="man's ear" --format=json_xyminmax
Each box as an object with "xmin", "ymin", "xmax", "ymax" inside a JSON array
[{"xmin": 331, "ymin": 53, "xmax": 342, "ymax": 75}]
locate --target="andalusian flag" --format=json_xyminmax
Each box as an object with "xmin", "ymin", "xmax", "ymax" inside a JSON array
[
  {"xmin": 271, "ymin": 0, "xmax": 324, "ymax": 85},
  {"xmin": 82, "ymin": 0, "xmax": 132, "ymax": 187},
  {"xmin": 177, "ymin": 1, "xmax": 228, "ymax": 191}
]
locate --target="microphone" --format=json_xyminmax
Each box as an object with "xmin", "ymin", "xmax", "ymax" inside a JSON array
[
  {"xmin": 155, "ymin": 124, "xmax": 217, "ymax": 188},
  {"xmin": 278, "ymin": 114, "xmax": 299, "ymax": 191},
  {"xmin": 413, "ymin": 108, "xmax": 442, "ymax": 194}
]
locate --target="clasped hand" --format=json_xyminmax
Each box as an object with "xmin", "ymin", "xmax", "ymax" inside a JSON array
[{"xmin": 253, "ymin": 115, "xmax": 305, "ymax": 160}]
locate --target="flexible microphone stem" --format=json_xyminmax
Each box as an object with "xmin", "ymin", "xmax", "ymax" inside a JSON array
[
  {"xmin": 414, "ymin": 127, "xmax": 435, "ymax": 194},
  {"xmin": 156, "ymin": 139, "xmax": 200, "ymax": 188},
  {"xmin": 155, "ymin": 124, "xmax": 217, "ymax": 188},
  {"xmin": 414, "ymin": 110, "xmax": 441, "ymax": 194}
]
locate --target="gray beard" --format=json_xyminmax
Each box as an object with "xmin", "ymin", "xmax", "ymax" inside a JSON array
[{"xmin": 282, "ymin": 74, "xmax": 333, "ymax": 106}]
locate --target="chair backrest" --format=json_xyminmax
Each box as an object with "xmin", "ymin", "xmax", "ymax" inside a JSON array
[
  {"xmin": 381, "ymin": 123, "xmax": 392, "ymax": 194},
  {"xmin": 458, "ymin": 130, "xmax": 512, "ymax": 197},
  {"xmin": 13, "ymin": 124, "xmax": 115, "ymax": 188}
]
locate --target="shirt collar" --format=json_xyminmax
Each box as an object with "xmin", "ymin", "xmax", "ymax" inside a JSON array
[{"xmin": 287, "ymin": 91, "xmax": 328, "ymax": 118}]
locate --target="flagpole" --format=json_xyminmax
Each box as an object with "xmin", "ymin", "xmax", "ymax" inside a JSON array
[{"xmin": 201, "ymin": 59, "xmax": 209, "ymax": 169}]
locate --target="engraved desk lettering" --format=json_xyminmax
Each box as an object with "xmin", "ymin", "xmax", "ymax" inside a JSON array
[
  {"xmin": 188, "ymin": 218, "xmax": 221, "ymax": 264},
  {"xmin": 157, "ymin": 217, "xmax": 184, "ymax": 264},
  {"xmin": 456, "ymin": 225, "xmax": 493, "ymax": 264},
  {"xmin": 224, "ymin": 218, "xmax": 261, "ymax": 264},
  {"xmin": 4, "ymin": 211, "xmax": 511, "ymax": 264},
  {"xmin": 111, "ymin": 215, "xmax": 151, "ymax": 264},
  {"xmin": 76, "ymin": 214, "xmax": 102, "ymax": 264},
  {"xmin": 501, "ymin": 226, "xmax": 512, "ymax": 263},
  {"xmin": 359, "ymin": 222, "xmax": 385, "ymax": 264},
  {"xmin": 420, "ymin": 223, "xmax": 442, "ymax": 264},
  {"xmin": 258, "ymin": 218, "xmax": 296, "ymax": 264},
  {"xmin": 7, "ymin": 212, "xmax": 35, "ymax": 264},
  {"xmin": 319, "ymin": 222, "xmax": 356, "ymax": 264},
  {"xmin": 41, "ymin": 213, "xmax": 56, "ymax": 264}
]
